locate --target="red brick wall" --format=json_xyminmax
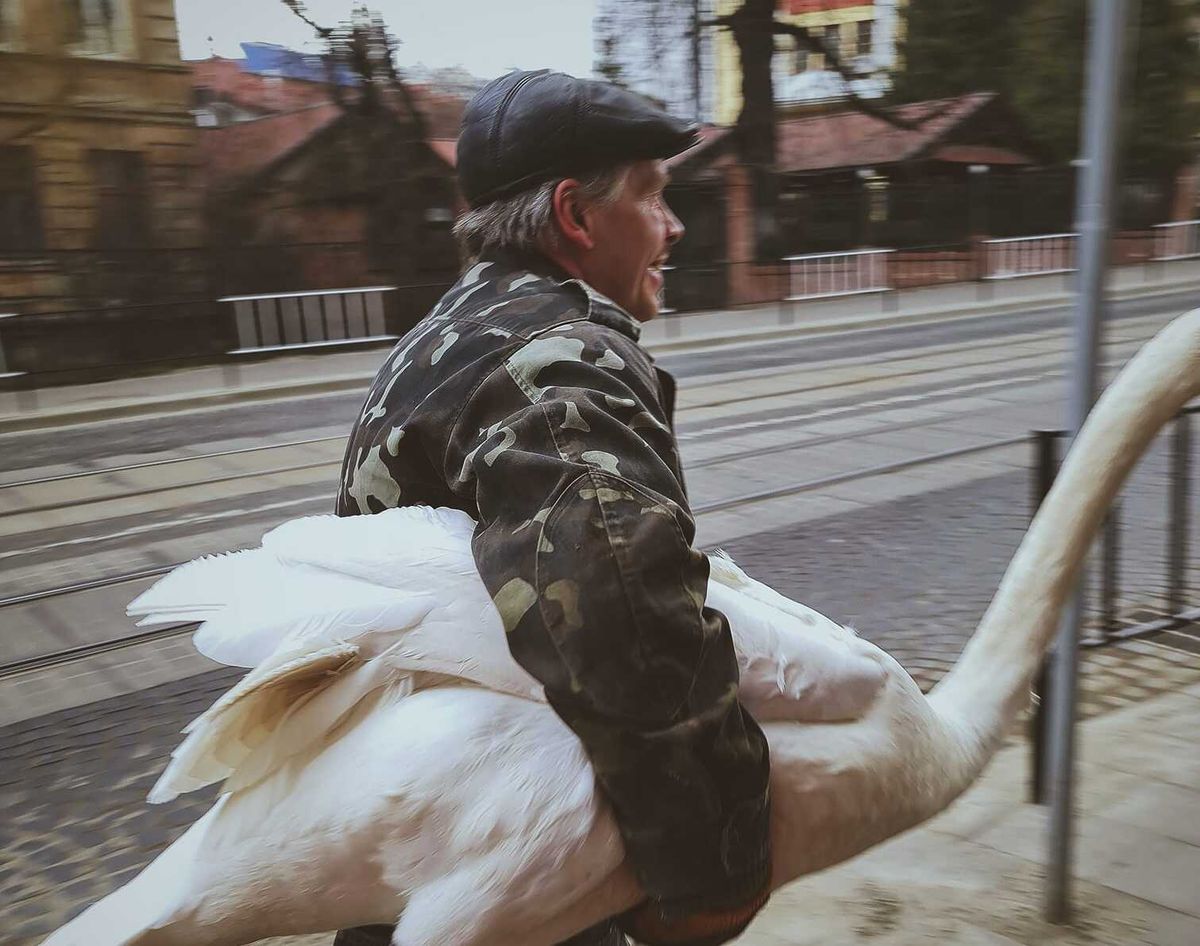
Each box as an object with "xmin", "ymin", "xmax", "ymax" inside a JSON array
[
  {"xmin": 1172, "ymin": 160, "xmax": 1199, "ymax": 221},
  {"xmin": 723, "ymin": 162, "xmax": 788, "ymax": 306}
]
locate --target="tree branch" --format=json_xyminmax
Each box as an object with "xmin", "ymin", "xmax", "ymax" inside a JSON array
[
  {"xmin": 704, "ymin": 8, "xmax": 946, "ymax": 133},
  {"xmin": 278, "ymin": 0, "xmax": 332, "ymax": 39},
  {"xmin": 771, "ymin": 21, "xmax": 930, "ymax": 130},
  {"xmin": 275, "ymin": 0, "xmax": 426, "ymax": 136}
]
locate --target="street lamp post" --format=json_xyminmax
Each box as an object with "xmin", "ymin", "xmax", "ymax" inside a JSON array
[{"xmin": 1043, "ymin": 0, "xmax": 1133, "ymax": 924}]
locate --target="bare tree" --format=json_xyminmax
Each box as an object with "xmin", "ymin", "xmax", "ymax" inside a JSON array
[
  {"xmin": 705, "ymin": 0, "xmax": 932, "ymax": 258},
  {"xmin": 271, "ymin": 3, "xmax": 448, "ymax": 283}
]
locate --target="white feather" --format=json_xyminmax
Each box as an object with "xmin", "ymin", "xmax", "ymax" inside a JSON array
[{"xmin": 130, "ymin": 505, "xmax": 886, "ymax": 802}]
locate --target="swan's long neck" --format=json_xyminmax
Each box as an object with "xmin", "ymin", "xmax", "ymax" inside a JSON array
[{"xmin": 929, "ymin": 309, "xmax": 1200, "ymax": 757}]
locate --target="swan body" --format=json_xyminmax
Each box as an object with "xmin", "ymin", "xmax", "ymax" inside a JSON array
[
  {"xmin": 126, "ymin": 506, "xmax": 888, "ymax": 803},
  {"xmin": 41, "ymin": 310, "xmax": 1200, "ymax": 946}
]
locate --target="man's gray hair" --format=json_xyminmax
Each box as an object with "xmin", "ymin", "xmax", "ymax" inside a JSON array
[{"xmin": 454, "ymin": 165, "xmax": 630, "ymax": 263}]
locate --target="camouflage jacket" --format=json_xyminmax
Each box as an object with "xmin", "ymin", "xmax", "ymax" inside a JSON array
[{"xmin": 336, "ymin": 254, "xmax": 771, "ymax": 908}]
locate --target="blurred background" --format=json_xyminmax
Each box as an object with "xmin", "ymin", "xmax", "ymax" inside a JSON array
[{"xmin": 0, "ymin": 2, "xmax": 1197, "ymax": 944}]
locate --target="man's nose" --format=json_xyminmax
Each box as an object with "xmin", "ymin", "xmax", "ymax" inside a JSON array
[{"xmin": 663, "ymin": 202, "xmax": 685, "ymax": 245}]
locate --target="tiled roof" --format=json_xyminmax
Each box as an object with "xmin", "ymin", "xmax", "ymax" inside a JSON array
[
  {"xmin": 407, "ymin": 87, "xmax": 466, "ymax": 139},
  {"xmin": 929, "ymin": 144, "xmax": 1032, "ymax": 166},
  {"xmin": 198, "ymin": 103, "xmax": 343, "ymax": 186},
  {"xmin": 427, "ymin": 138, "xmax": 457, "ymax": 167},
  {"xmin": 191, "ymin": 58, "xmax": 331, "ymax": 114},
  {"xmin": 425, "ymin": 125, "xmax": 719, "ymax": 173},
  {"xmin": 189, "ymin": 58, "xmax": 466, "ymax": 140},
  {"xmin": 774, "ymin": 92, "xmax": 1006, "ymax": 172},
  {"xmin": 192, "ymin": 56, "xmax": 469, "ymax": 187}
]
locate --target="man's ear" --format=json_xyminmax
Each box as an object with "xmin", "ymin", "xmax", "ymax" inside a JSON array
[{"xmin": 551, "ymin": 179, "xmax": 596, "ymax": 252}]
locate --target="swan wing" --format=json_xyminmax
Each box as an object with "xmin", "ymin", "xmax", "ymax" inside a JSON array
[
  {"xmin": 148, "ymin": 642, "xmax": 364, "ymax": 802},
  {"xmin": 139, "ymin": 506, "xmax": 884, "ymax": 802},
  {"xmin": 146, "ymin": 588, "xmax": 440, "ymax": 802},
  {"xmin": 137, "ymin": 507, "xmax": 539, "ymax": 801}
]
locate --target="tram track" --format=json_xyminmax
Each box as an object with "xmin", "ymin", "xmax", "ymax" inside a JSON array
[
  {"xmin": 0, "ymin": 434, "xmax": 343, "ymax": 491},
  {"xmin": 0, "ymin": 310, "xmax": 1181, "ymax": 682},
  {"xmin": 0, "ymin": 431, "xmax": 1032, "ymax": 680},
  {"xmin": 0, "ymin": 326, "xmax": 1157, "ymax": 519}
]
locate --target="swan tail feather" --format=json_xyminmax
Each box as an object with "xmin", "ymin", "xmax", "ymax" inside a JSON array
[{"xmin": 148, "ymin": 642, "xmax": 370, "ymax": 803}]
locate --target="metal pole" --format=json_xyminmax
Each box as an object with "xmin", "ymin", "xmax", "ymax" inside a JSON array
[
  {"xmin": 692, "ymin": 0, "xmax": 703, "ymax": 123},
  {"xmin": 1029, "ymin": 430, "xmax": 1062, "ymax": 805},
  {"xmin": 1166, "ymin": 412, "xmax": 1192, "ymax": 618},
  {"xmin": 1101, "ymin": 506, "xmax": 1121, "ymax": 638},
  {"xmin": 1044, "ymin": 0, "xmax": 1132, "ymax": 924}
]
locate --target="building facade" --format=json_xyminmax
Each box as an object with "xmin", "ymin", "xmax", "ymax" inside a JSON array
[
  {"xmin": 712, "ymin": 0, "xmax": 907, "ymax": 126},
  {"xmin": 0, "ymin": 0, "xmax": 203, "ymax": 319}
]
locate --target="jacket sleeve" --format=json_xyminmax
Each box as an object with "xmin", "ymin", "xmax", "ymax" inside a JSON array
[{"xmin": 444, "ymin": 321, "xmax": 771, "ymax": 908}]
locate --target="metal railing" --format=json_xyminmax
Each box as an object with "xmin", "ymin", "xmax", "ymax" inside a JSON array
[
  {"xmin": 983, "ymin": 233, "xmax": 1078, "ymax": 279},
  {"xmin": 1153, "ymin": 220, "xmax": 1200, "ymax": 261},
  {"xmin": 784, "ymin": 248, "xmax": 893, "ymax": 301},
  {"xmin": 1028, "ymin": 405, "xmax": 1197, "ymax": 802},
  {"xmin": 0, "ymin": 313, "xmax": 22, "ymax": 380},
  {"xmin": 222, "ymin": 285, "xmax": 399, "ymax": 355}
]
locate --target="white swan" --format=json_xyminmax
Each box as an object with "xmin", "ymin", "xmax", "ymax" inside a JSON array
[
  {"xmin": 124, "ymin": 506, "xmax": 888, "ymax": 804},
  {"xmin": 42, "ymin": 310, "xmax": 1200, "ymax": 946}
]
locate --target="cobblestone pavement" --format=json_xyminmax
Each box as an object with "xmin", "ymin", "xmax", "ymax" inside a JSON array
[{"xmin": 3, "ymin": 455, "xmax": 1196, "ymax": 944}]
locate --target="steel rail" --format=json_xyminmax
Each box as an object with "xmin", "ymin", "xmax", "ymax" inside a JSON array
[
  {"xmin": 0, "ymin": 320, "xmax": 1166, "ymax": 499},
  {"xmin": 11, "ymin": 457, "xmax": 340, "ymax": 518},
  {"xmin": 675, "ymin": 331, "xmax": 1158, "ymax": 417},
  {"xmin": 0, "ymin": 434, "xmax": 344, "ymax": 491},
  {"xmin": 0, "ymin": 564, "xmax": 180, "ymax": 608},
  {"xmin": 693, "ymin": 435, "xmax": 1029, "ymax": 515},
  {"xmin": 0, "ymin": 433, "xmax": 1030, "ymax": 620},
  {"xmin": 0, "ymin": 622, "xmax": 199, "ymax": 679}
]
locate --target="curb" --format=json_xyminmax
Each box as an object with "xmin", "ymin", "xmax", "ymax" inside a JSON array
[
  {"xmin": 3, "ymin": 278, "xmax": 1199, "ymax": 436},
  {"xmin": 646, "ymin": 278, "xmax": 1200, "ymax": 354}
]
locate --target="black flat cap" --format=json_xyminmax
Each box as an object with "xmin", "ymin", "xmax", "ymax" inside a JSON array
[{"xmin": 457, "ymin": 70, "xmax": 700, "ymax": 208}]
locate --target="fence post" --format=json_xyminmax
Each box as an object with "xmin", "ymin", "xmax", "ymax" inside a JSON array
[
  {"xmin": 1100, "ymin": 508, "xmax": 1121, "ymax": 638},
  {"xmin": 1029, "ymin": 429, "xmax": 1061, "ymax": 804},
  {"xmin": 0, "ymin": 313, "xmax": 16, "ymax": 380},
  {"xmin": 1167, "ymin": 411, "xmax": 1192, "ymax": 619}
]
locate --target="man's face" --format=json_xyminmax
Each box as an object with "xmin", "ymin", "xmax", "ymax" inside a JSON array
[{"xmin": 579, "ymin": 160, "xmax": 684, "ymax": 322}]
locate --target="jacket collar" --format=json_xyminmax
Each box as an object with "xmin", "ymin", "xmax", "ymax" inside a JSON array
[{"xmin": 473, "ymin": 251, "xmax": 643, "ymax": 343}]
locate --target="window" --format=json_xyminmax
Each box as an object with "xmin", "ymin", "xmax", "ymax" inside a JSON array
[
  {"xmin": 0, "ymin": 147, "xmax": 44, "ymax": 254},
  {"xmin": 90, "ymin": 150, "xmax": 151, "ymax": 250},
  {"xmin": 823, "ymin": 24, "xmax": 842, "ymax": 65},
  {"xmin": 793, "ymin": 48, "xmax": 809, "ymax": 74},
  {"xmin": 0, "ymin": 0, "xmax": 21, "ymax": 49},
  {"xmin": 857, "ymin": 19, "xmax": 873, "ymax": 58},
  {"xmin": 63, "ymin": 0, "xmax": 119, "ymax": 54}
]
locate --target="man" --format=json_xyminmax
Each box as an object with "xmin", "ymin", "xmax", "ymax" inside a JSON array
[{"xmin": 334, "ymin": 70, "xmax": 771, "ymax": 946}]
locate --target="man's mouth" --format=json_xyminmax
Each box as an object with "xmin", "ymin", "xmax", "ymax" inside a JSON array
[{"xmin": 647, "ymin": 259, "xmax": 668, "ymax": 290}]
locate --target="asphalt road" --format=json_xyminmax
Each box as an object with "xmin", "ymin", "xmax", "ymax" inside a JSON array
[{"xmin": 1, "ymin": 286, "xmax": 1196, "ymax": 476}]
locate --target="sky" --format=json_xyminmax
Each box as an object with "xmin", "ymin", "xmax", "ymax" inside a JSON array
[{"xmin": 174, "ymin": 0, "xmax": 598, "ymax": 79}]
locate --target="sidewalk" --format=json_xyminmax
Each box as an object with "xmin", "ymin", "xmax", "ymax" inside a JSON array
[
  {"xmin": 742, "ymin": 679, "xmax": 1200, "ymax": 946},
  {"xmin": 3, "ymin": 260, "xmax": 1199, "ymax": 435}
]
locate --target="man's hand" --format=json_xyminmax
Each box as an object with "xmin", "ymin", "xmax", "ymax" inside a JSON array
[{"xmin": 618, "ymin": 887, "xmax": 770, "ymax": 946}]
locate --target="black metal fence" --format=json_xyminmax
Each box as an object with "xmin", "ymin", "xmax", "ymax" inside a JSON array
[
  {"xmin": 1028, "ymin": 406, "xmax": 1197, "ymax": 802},
  {"xmin": 0, "ymin": 233, "xmax": 1194, "ymax": 386},
  {"xmin": 0, "ymin": 243, "xmax": 455, "ymax": 385}
]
